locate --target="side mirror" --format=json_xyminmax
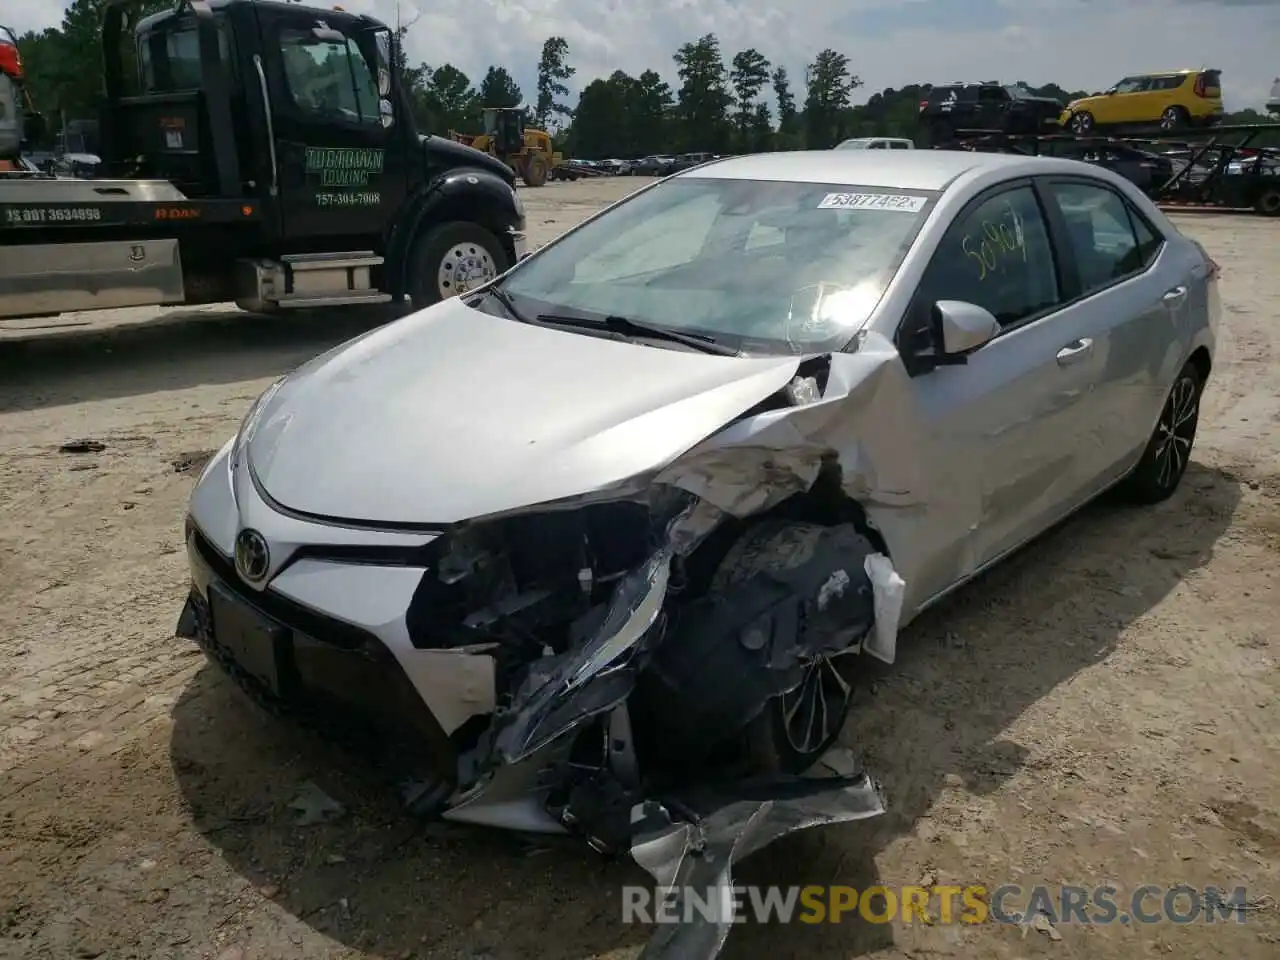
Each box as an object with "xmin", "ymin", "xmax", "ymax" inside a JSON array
[
  {"xmin": 935, "ymin": 300, "xmax": 999, "ymax": 357},
  {"xmin": 373, "ymin": 29, "xmax": 392, "ymax": 97},
  {"xmin": 378, "ymin": 99, "xmax": 394, "ymax": 129}
]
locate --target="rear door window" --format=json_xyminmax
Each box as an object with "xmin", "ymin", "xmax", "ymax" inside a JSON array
[
  {"xmin": 138, "ymin": 20, "xmax": 234, "ymax": 93},
  {"xmin": 1044, "ymin": 180, "xmax": 1163, "ymax": 293}
]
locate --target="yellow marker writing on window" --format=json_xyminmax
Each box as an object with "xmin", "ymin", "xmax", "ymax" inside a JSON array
[{"xmin": 962, "ymin": 204, "xmax": 1027, "ymax": 281}]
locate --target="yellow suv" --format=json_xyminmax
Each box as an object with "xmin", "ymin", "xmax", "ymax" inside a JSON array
[{"xmin": 1059, "ymin": 69, "xmax": 1223, "ymax": 135}]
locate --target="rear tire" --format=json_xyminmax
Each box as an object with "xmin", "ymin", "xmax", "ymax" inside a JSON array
[
  {"xmin": 1160, "ymin": 106, "xmax": 1190, "ymax": 131},
  {"xmin": 406, "ymin": 221, "xmax": 510, "ymax": 307},
  {"xmin": 1118, "ymin": 361, "xmax": 1203, "ymax": 504},
  {"xmin": 1254, "ymin": 186, "xmax": 1280, "ymax": 217}
]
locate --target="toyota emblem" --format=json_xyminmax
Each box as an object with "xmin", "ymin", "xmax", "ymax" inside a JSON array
[{"xmin": 234, "ymin": 528, "xmax": 270, "ymax": 583}]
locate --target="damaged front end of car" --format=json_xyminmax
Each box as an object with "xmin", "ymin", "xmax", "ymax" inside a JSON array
[{"xmin": 404, "ymin": 365, "xmax": 907, "ymax": 959}]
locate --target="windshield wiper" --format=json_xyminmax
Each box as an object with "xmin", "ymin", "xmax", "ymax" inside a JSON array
[{"xmin": 533, "ymin": 312, "xmax": 740, "ymax": 356}]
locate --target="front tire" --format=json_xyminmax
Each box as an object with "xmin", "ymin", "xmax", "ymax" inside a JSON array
[
  {"xmin": 1068, "ymin": 110, "xmax": 1095, "ymax": 135},
  {"xmin": 710, "ymin": 521, "xmax": 868, "ymax": 775},
  {"xmin": 406, "ymin": 221, "xmax": 510, "ymax": 307},
  {"xmin": 1119, "ymin": 361, "xmax": 1203, "ymax": 504}
]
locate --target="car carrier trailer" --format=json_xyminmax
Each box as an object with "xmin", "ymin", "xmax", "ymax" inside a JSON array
[
  {"xmin": 0, "ymin": 0, "xmax": 528, "ymax": 321},
  {"xmin": 942, "ymin": 123, "xmax": 1280, "ymax": 216}
]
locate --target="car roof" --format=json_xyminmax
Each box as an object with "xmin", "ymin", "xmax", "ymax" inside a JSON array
[{"xmin": 679, "ymin": 149, "xmax": 1050, "ymax": 191}]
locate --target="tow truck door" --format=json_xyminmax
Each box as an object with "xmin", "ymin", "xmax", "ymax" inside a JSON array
[{"xmin": 254, "ymin": 8, "xmax": 406, "ymax": 242}]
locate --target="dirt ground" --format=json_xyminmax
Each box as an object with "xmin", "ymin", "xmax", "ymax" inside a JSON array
[{"xmin": 1, "ymin": 178, "xmax": 1277, "ymax": 960}]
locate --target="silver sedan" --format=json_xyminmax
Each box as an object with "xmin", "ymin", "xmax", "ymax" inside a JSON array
[{"xmin": 178, "ymin": 149, "xmax": 1218, "ymax": 959}]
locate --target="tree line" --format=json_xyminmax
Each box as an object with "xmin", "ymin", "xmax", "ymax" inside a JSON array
[{"xmin": 15, "ymin": 1, "xmax": 1277, "ymax": 156}]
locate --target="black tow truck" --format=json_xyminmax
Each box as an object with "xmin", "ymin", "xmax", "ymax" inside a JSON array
[{"xmin": 0, "ymin": 0, "xmax": 527, "ymax": 320}]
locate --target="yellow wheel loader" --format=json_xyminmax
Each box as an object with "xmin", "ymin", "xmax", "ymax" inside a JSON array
[{"xmin": 450, "ymin": 107, "xmax": 560, "ymax": 187}]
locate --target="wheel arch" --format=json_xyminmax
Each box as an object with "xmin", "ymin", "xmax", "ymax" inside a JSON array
[
  {"xmin": 680, "ymin": 458, "xmax": 891, "ymax": 599},
  {"xmin": 385, "ymin": 169, "xmax": 523, "ymax": 299},
  {"xmin": 1187, "ymin": 345, "xmax": 1212, "ymax": 385}
]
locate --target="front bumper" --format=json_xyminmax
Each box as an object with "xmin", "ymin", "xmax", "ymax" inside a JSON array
[{"xmin": 178, "ymin": 527, "xmax": 459, "ymax": 785}]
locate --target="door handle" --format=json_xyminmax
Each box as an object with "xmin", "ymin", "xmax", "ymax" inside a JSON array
[
  {"xmin": 1163, "ymin": 285, "xmax": 1188, "ymax": 305},
  {"xmin": 1056, "ymin": 338, "xmax": 1094, "ymax": 366}
]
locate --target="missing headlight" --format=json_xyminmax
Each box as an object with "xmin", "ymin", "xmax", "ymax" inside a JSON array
[{"xmin": 405, "ymin": 499, "xmax": 663, "ymax": 655}]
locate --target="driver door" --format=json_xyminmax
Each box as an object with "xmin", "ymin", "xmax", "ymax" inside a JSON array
[
  {"xmin": 894, "ymin": 182, "xmax": 1083, "ymax": 606},
  {"xmin": 259, "ymin": 9, "xmax": 406, "ymax": 241}
]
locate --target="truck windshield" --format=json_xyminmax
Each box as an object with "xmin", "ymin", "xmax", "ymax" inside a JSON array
[
  {"xmin": 137, "ymin": 20, "xmax": 232, "ymax": 93},
  {"xmin": 497, "ymin": 176, "xmax": 936, "ymax": 353}
]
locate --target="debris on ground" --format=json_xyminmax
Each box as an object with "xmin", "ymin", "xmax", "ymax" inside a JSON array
[{"xmin": 287, "ymin": 781, "xmax": 345, "ymax": 826}]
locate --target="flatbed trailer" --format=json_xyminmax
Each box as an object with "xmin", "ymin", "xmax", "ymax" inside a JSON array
[
  {"xmin": 0, "ymin": 0, "xmax": 529, "ymax": 321},
  {"xmin": 943, "ymin": 123, "xmax": 1280, "ymax": 216}
]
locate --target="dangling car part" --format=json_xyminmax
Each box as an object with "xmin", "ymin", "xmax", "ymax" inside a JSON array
[{"xmin": 177, "ymin": 149, "xmax": 1215, "ymax": 959}]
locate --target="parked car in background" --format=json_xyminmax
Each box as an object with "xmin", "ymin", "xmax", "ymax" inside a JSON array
[
  {"xmin": 1226, "ymin": 150, "xmax": 1280, "ymax": 177},
  {"xmin": 1052, "ymin": 142, "xmax": 1175, "ymax": 197},
  {"xmin": 632, "ymin": 155, "xmax": 671, "ymax": 175},
  {"xmin": 1060, "ymin": 70, "xmax": 1223, "ymax": 134},
  {"xmin": 597, "ymin": 158, "xmax": 631, "ymax": 175},
  {"xmin": 51, "ymin": 152, "xmax": 101, "ymax": 178},
  {"xmin": 919, "ymin": 81, "xmax": 1063, "ymax": 142},
  {"xmin": 836, "ymin": 137, "xmax": 914, "ymax": 150},
  {"xmin": 668, "ymin": 151, "xmax": 716, "ymax": 173}
]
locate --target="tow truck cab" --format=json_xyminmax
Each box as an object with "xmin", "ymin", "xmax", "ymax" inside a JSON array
[{"xmin": 0, "ymin": 0, "xmax": 526, "ymax": 319}]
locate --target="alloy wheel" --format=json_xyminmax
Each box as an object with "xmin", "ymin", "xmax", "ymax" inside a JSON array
[
  {"xmin": 1153, "ymin": 375, "xmax": 1198, "ymax": 489},
  {"xmin": 778, "ymin": 653, "xmax": 854, "ymax": 756}
]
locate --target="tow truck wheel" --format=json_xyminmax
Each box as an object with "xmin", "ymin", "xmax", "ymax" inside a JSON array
[
  {"xmin": 1255, "ymin": 186, "xmax": 1280, "ymax": 217},
  {"xmin": 1068, "ymin": 110, "xmax": 1094, "ymax": 134},
  {"xmin": 408, "ymin": 222, "xmax": 510, "ymax": 306}
]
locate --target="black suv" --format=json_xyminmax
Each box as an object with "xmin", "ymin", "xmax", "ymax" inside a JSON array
[{"xmin": 920, "ymin": 82, "xmax": 1063, "ymax": 144}]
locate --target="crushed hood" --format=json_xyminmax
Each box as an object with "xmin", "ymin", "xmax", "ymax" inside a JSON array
[{"xmin": 246, "ymin": 297, "xmax": 803, "ymax": 525}]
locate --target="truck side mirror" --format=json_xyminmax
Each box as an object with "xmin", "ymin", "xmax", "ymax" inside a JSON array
[
  {"xmin": 379, "ymin": 99, "xmax": 393, "ymax": 129},
  {"xmin": 374, "ymin": 30, "xmax": 392, "ymax": 97}
]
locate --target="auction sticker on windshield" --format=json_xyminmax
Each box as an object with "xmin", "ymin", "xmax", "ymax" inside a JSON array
[{"xmin": 818, "ymin": 193, "xmax": 926, "ymax": 212}]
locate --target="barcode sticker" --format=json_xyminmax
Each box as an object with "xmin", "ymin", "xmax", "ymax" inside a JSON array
[{"xmin": 817, "ymin": 193, "xmax": 926, "ymax": 212}]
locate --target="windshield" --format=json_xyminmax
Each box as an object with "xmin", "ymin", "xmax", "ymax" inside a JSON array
[{"xmin": 495, "ymin": 176, "xmax": 934, "ymax": 354}]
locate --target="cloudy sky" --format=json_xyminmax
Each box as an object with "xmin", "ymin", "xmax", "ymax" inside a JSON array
[{"xmin": 9, "ymin": 0, "xmax": 1279, "ymax": 112}]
